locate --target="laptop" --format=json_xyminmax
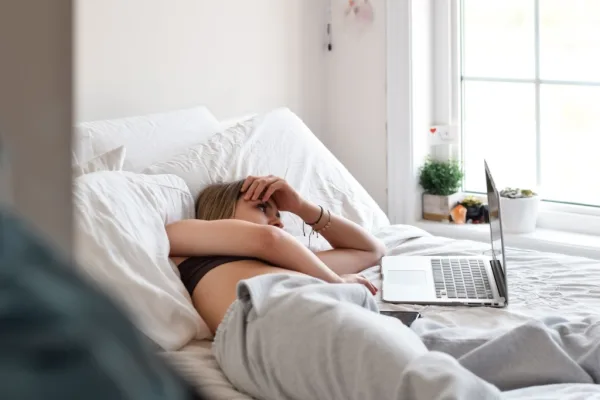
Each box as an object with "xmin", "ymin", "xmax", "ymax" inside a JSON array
[{"xmin": 382, "ymin": 161, "xmax": 508, "ymax": 307}]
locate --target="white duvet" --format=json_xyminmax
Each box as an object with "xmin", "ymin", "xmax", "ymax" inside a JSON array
[{"xmin": 162, "ymin": 224, "xmax": 600, "ymax": 399}]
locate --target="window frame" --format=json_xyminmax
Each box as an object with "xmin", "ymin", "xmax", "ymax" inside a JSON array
[
  {"xmin": 386, "ymin": 0, "xmax": 600, "ymax": 238},
  {"xmin": 451, "ymin": 0, "xmax": 600, "ymax": 234}
]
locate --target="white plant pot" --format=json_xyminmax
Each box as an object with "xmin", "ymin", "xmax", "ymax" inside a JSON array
[
  {"xmin": 422, "ymin": 193, "xmax": 462, "ymax": 222},
  {"xmin": 499, "ymin": 196, "xmax": 540, "ymax": 234}
]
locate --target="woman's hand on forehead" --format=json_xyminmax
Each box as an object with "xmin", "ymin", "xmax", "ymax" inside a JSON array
[{"xmin": 240, "ymin": 175, "xmax": 304, "ymax": 214}]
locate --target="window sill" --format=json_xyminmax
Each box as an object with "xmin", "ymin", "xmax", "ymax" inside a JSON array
[{"xmin": 414, "ymin": 220, "xmax": 600, "ymax": 260}]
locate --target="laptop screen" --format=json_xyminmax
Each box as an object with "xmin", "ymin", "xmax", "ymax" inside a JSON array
[{"xmin": 485, "ymin": 161, "xmax": 507, "ymax": 276}]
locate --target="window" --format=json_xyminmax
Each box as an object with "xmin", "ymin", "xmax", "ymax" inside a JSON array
[{"xmin": 460, "ymin": 0, "xmax": 600, "ymax": 208}]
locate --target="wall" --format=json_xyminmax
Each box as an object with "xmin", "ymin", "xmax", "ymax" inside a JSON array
[
  {"xmin": 75, "ymin": 0, "xmax": 326, "ymax": 134},
  {"xmin": 76, "ymin": 0, "xmax": 393, "ymax": 211},
  {"xmin": 323, "ymin": 0, "xmax": 388, "ymax": 211},
  {"xmin": 0, "ymin": 0, "xmax": 73, "ymax": 256}
]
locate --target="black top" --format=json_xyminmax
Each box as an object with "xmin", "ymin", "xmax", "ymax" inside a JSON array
[{"xmin": 177, "ymin": 255, "xmax": 259, "ymax": 296}]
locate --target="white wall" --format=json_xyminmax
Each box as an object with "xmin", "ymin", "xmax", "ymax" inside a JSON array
[
  {"xmin": 76, "ymin": 0, "xmax": 396, "ymax": 212},
  {"xmin": 0, "ymin": 0, "xmax": 73, "ymax": 256},
  {"xmin": 75, "ymin": 0, "xmax": 326, "ymax": 134},
  {"xmin": 323, "ymin": 0, "xmax": 388, "ymax": 211}
]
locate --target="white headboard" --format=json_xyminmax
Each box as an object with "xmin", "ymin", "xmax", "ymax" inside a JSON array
[{"xmin": 75, "ymin": 0, "xmax": 326, "ymax": 134}]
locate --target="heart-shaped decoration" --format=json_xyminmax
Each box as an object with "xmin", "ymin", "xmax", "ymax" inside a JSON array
[{"xmin": 430, "ymin": 127, "xmax": 437, "ymax": 134}]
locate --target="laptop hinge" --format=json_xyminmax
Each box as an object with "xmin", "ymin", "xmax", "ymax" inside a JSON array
[{"xmin": 490, "ymin": 259, "xmax": 507, "ymax": 303}]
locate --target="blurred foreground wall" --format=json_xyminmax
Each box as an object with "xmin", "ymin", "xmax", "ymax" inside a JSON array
[{"xmin": 0, "ymin": 0, "xmax": 73, "ymax": 257}]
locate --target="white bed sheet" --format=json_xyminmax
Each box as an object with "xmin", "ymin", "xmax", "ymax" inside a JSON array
[{"xmin": 162, "ymin": 225, "xmax": 600, "ymax": 399}]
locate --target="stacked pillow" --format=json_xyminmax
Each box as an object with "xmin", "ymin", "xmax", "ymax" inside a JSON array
[
  {"xmin": 72, "ymin": 145, "xmax": 126, "ymax": 177},
  {"xmin": 73, "ymin": 172, "xmax": 207, "ymax": 350},
  {"xmin": 71, "ymin": 107, "xmax": 224, "ymax": 349},
  {"xmin": 73, "ymin": 106, "xmax": 221, "ymax": 171}
]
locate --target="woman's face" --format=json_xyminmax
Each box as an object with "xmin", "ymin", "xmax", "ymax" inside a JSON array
[{"xmin": 234, "ymin": 198, "xmax": 284, "ymax": 228}]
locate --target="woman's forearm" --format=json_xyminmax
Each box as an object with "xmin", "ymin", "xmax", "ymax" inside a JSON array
[
  {"xmin": 167, "ymin": 220, "xmax": 342, "ymax": 283},
  {"xmin": 295, "ymin": 201, "xmax": 386, "ymax": 256},
  {"xmin": 258, "ymin": 227, "xmax": 343, "ymax": 284}
]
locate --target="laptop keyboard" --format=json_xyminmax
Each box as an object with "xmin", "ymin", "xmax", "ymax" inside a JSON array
[{"xmin": 431, "ymin": 258, "xmax": 494, "ymax": 300}]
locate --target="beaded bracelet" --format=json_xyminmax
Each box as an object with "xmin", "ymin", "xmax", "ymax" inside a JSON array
[
  {"xmin": 303, "ymin": 207, "xmax": 332, "ymax": 247},
  {"xmin": 315, "ymin": 210, "xmax": 332, "ymax": 234},
  {"xmin": 307, "ymin": 205, "xmax": 324, "ymax": 226},
  {"xmin": 303, "ymin": 205, "xmax": 324, "ymax": 236}
]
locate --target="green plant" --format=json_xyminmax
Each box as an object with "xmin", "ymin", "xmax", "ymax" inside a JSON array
[
  {"xmin": 500, "ymin": 188, "xmax": 537, "ymax": 199},
  {"xmin": 418, "ymin": 158, "xmax": 464, "ymax": 196},
  {"xmin": 461, "ymin": 195, "xmax": 482, "ymax": 208}
]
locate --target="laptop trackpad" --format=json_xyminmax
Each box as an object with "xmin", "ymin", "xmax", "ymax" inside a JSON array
[
  {"xmin": 385, "ymin": 270, "xmax": 430, "ymax": 300},
  {"xmin": 387, "ymin": 270, "xmax": 427, "ymax": 285}
]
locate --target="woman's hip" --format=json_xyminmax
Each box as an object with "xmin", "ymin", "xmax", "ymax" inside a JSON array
[{"xmin": 211, "ymin": 274, "xmax": 426, "ymax": 399}]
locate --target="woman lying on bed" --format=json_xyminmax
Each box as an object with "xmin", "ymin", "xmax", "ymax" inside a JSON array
[
  {"xmin": 165, "ymin": 175, "xmax": 500, "ymax": 399},
  {"xmin": 168, "ymin": 175, "xmax": 384, "ymax": 335},
  {"xmin": 166, "ymin": 176, "xmax": 598, "ymax": 400}
]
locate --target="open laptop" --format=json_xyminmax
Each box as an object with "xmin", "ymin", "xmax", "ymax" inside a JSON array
[{"xmin": 382, "ymin": 161, "xmax": 508, "ymax": 307}]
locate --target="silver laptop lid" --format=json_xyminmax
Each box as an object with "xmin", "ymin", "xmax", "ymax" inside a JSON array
[{"xmin": 484, "ymin": 160, "xmax": 508, "ymax": 302}]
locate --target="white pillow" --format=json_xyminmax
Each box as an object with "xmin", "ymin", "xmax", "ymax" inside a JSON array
[
  {"xmin": 74, "ymin": 106, "xmax": 221, "ymax": 171},
  {"xmin": 72, "ymin": 146, "xmax": 126, "ymax": 177},
  {"xmin": 73, "ymin": 171, "xmax": 210, "ymax": 350},
  {"xmin": 145, "ymin": 108, "xmax": 390, "ymax": 248},
  {"xmin": 219, "ymin": 113, "xmax": 257, "ymax": 130}
]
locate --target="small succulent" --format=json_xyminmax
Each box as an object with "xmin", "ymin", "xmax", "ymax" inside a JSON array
[
  {"xmin": 500, "ymin": 187, "xmax": 537, "ymax": 199},
  {"xmin": 461, "ymin": 195, "xmax": 483, "ymax": 208}
]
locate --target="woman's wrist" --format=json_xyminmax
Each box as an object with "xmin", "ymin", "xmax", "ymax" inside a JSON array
[{"xmin": 295, "ymin": 201, "xmax": 322, "ymax": 224}]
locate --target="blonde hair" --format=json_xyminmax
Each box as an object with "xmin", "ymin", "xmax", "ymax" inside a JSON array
[{"xmin": 195, "ymin": 180, "xmax": 245, "ymax": 220}]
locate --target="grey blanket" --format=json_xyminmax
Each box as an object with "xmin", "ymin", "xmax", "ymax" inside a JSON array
[
  {"xmin": 412, "ymin": 316, "xmax": 600, "ymax": 391},
  {"xmin": 213, "ymin": 274, "xmax": 600, "ymax": 400}
]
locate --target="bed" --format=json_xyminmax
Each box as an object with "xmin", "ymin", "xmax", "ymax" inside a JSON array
[
  {"xmin": 72, "ymin": 107, "xmax": 600, "ymax": 399},
  {"xmin": 161, "ymin": 224, "xmax": 600, "ymax": 399}
]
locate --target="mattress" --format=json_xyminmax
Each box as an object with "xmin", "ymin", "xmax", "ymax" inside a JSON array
[{"xmin": 161, "ymin": 225, "xmax": 600, "ymax": 399}]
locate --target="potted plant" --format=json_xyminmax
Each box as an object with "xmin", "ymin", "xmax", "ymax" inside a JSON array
[
  {"xmin": 460, "ymin": 195, "xmax": 486, "ymax": 223},
  {"xmin": 499, "ymin": 188, "xmax": 540, "ymax": 233},
  {"xmin": 419, "ymin": 158, "xmax": 464, "ymax": 222}
]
